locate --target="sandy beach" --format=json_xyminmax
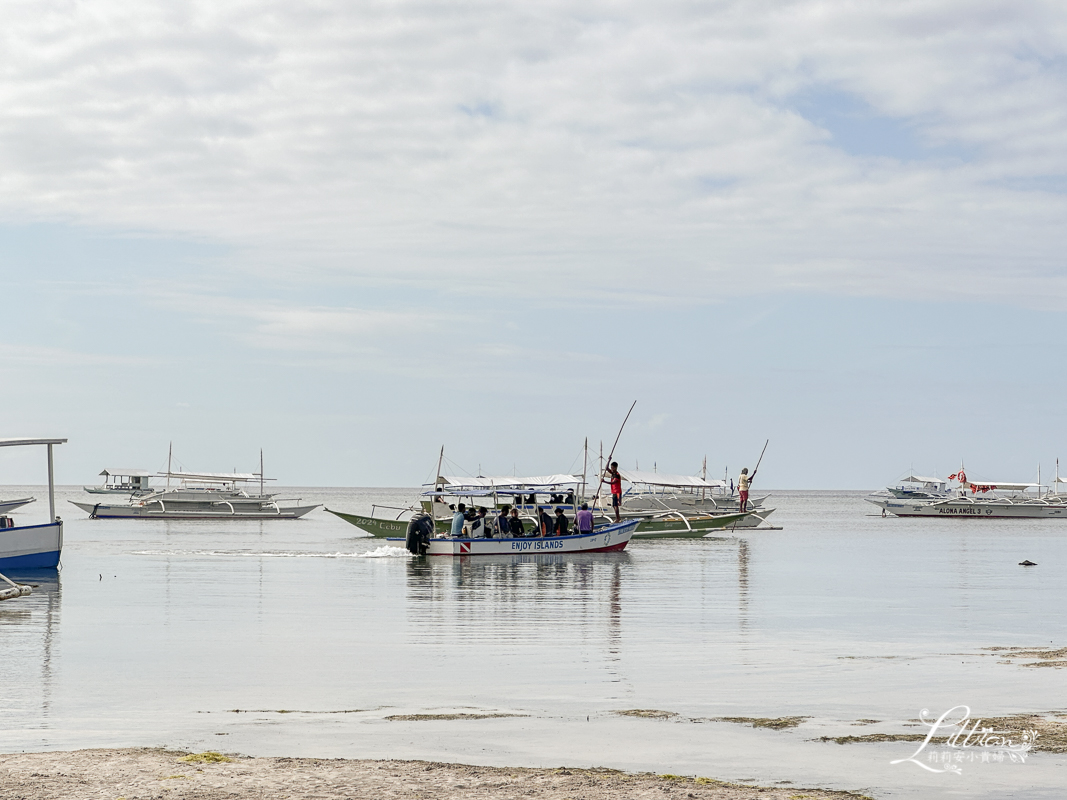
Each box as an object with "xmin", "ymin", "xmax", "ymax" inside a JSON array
[{"xmin": 0, "ymin": 749, "xmax": 873, "ymax": 800}]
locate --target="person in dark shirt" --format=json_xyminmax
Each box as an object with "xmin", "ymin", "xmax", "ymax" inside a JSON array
[
  {"xmin": 497, "ymin": 507, "xmax": 511, "ymax": 536},
  {"xmin": 509, "ymin": 507, "xmax": 525, "ymax": 536},
  {"xmin": 553, "ymin": 507, "xmax": 569, "ymax": 536},
  {"xmin": 565, "ymin": 490, "xmax": 575, "ymax": 505},
  {"xmin": 538, "ymin": 507, "xmax": 553, "ymax": 536}
]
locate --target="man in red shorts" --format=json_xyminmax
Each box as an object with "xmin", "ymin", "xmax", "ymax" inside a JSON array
[
  {"xmin": 603, "ymin": 461, "xmax": 623, "ymax": 522},
  {"xmin": 737, "ymin": 467, "xmax": 751, "ymax": 512}
]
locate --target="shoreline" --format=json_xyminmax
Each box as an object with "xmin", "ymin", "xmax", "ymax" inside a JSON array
[{"xmin": 0, "ymin": 748, "xmax": 874, "ymax": 799}]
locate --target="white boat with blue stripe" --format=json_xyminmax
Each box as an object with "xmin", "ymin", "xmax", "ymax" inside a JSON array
[
  {"xmin": 389, "ymin": 518, "xmax": 639, "ymax": 556},
  {"xmin": 0, "ymin": 438, "xmax": 65, "ymax": 571}
]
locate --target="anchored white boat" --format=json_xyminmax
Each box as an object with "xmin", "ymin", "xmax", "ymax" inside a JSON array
[
  {"xmin": 70, "ymin": 453, "xmax": 318, "ymax": 519},
  {"xmin": 0, "ymin": 438, "xmax": 65, "ymax": 570},
  {"xmin": 84, "ymin": 468, "xmax": 155, "ymax": 496},
  {"xmin": 0, "ymin": 497, "xmax": 36, "ymax": 514},
  {"xmin": 389, "ymin": 518, "xmax": 639, "ymax": 555},
  {"xmin": 614, "ymin": 469, "xmax": 775, "ymax": 531},
  {"xmin": 868, "ymin": 469, "xmax": 1067, "ymax": 518}
]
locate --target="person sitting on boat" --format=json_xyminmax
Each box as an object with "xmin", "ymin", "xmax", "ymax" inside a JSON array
[
  {"xmin": 553, "ymin": 507, "xmax": 569, "ymax": 536},
  {"xmin": 738, "ymin": 468, "xmax": 751, "ymax": 512},
  {"xmin": 538, "ymin": 507, "xmax": 553, "ymax": 537},
  {"xmin": 496, "ymin": 506, "xmax": 511, "ymax": 536},
  {"xmin": 474, "ymin": 507, "xmax": 491, "ymax": 538},
  {"xmin": 565, "ymin": 490, "xmax": 575, "ymax": 505},
  {"xmin": 451, "ymin": 503, "xmax": 467, "ymax": 537},
  {"xmin": 509, "ymin": 507, "xmax": 525, "ymax": 536},
  {"xmin": 575, "ymin": 502, "xmax": 594, "ymax": 534},
  {"xmin": 603, "ymin": 461, "xmax": 623, "ymax": 523}
]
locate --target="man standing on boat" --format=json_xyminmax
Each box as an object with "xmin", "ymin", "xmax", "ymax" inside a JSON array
[
  {"xmin": 603, "ymin": 462, "xmax": 623, "ymax": 523},
  {"xmin": 738, "ymin": 468, "xmax": 752, "ymax": 513},
  {"xmin": 576, "ymin": 503, "xmax": 594, "ymax": 534}
]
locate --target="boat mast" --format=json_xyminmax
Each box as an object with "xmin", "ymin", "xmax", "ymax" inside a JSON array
[
  {"xmin": 167, "ymin": 442, "xmax": 172, "ymax": 490},
  {"xmin": 431, "ymin": 446, "xmax": 444, "ymax": 522},
  {"xmin": 260, "ymin": 449, "xmax": 264, "ymax": 496},
  {"xmin": 581, "ymin": 437, "xmax": 588, "ymax": 503}
]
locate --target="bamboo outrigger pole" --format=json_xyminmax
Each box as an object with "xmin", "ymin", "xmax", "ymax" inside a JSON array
[
  {"xmin": 750, "ymin": 439, "xmax": 770, "ymax": 481},
  {"xmin": 592, "ymin": 400, "xmax": 637, "ymax": 507}
]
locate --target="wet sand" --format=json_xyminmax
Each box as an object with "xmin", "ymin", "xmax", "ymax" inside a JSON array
[{"xmin": 0, "ymin": 749, "xmax": 873, "ymax": 799}]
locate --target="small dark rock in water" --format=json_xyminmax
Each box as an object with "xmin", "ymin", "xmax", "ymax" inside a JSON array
[{"xmin": 1019, "ymin": 560, "xmax": 1037, "ymax": 566}]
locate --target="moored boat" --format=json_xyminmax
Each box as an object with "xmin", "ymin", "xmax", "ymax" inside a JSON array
[
  {"xmin": 0, "ymin": 438, "xmax": 65, "ymax": 570},
  {"xmin": 84, "ymin": 468, "xmax": 155, "ymax": 496},
  {"xmin": 868, "ymin": 467, "xmax": 1067, "ymax": 518},
  {"xmin": 69, "ymin": 452, "xmax": 318, "ymax": 519},
  {"xmin": 0, "ymin": 497, "xmax": 36, "ymax": 514}
]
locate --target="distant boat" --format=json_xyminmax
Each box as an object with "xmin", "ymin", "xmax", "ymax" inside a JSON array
[
  {"xmin": 70, "ymin": 450, "xmax": 318, "ymax": 520},
  {"xmin": 868, "ymin": 467, "xmax": 1067, "ymax": 518},
  {"xmin": 0, "ymin": 497, "xmax": 36, "ymax": 514},
  {"xmin": 84, "ymin": 468, "xmax": 155, "ymax": 496},
  {"xmin": 0, "ymin": 438, "xmax": 65, "ymax": 570}
]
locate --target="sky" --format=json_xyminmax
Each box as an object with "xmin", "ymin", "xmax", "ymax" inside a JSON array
[{"xmin": 2, "ymin": 0, "xmax": 1067, "ymax": 488}]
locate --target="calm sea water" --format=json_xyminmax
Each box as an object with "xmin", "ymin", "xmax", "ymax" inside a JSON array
[{"xmin": 2, "ymin": 486, "xmax": 1065, "ymax": 799}]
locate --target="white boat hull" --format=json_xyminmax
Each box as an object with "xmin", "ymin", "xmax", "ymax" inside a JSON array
[
  {"xmin": 70, "ymin": 501, "xmax": 319, "ymax": 519},
  {"xmin": 0, "ymin": 521, "xmax": 62, "ymax": 569},
  {"xmin": 389, "ymin": 519, "xmax": 638, "ymax": 556},
  {"xmin": 0, "ymin": 497, "xmax": 35, "ymax": 514},
  {"xmin": 873, "ymin": 497, "xmax": 1067, "ymax": 519}
]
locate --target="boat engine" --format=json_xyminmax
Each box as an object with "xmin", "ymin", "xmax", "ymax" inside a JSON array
[{"xmin": 405, "ymin": 513, "xmax": 433, "ymax": 555}]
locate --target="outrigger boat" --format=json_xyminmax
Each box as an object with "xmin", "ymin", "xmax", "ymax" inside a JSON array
[
  {"xmin": 0, "ymin": 438, "xmax": 65, "ymax": 570},
  {"xmin": 868, "ymin": 466, "xmax": 1067, "ymax": 518},
  {"xmin": 84, "ymin": 468, "xmax": 155, "ymax": 496},
  {"xmin": 328, "ymin": 471, "xmax": 763, "ymax": 539},
  {"xmin": 0, "ymin": 497, "xmax": 36, "ymax": 514},
  {"xmin": 70, "ymin": 451, "xmax": 318, "ymax": 520},
  {"xmin": 614, "ymin": 469, "xmax": 775, "ymax": 532},
  {"xmin": 389, "ymin": 517, "xmax": 639, "ymax": 556}
]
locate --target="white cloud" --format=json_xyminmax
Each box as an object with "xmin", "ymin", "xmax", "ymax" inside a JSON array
[{"xmin": 2, "ymin": 0, "xmax": 1067, "ymax": 303}]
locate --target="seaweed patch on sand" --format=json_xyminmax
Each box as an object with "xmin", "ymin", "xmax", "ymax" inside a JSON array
[
  {"xmin": 716, "ymin": 717, "xmax": 809, "ymax": 730},
  {"xmin": 985, "ymin": 645, "xmax": 1067, "ymax": 669},
  {"xmin": 0, "ymin": 749, "xmax": 877, "ymax": 800},
  {"xmin": 815, "ymin": 714, "xmax": 1067, "ymax": 753},
  {"xmin": 613, "ymin": 709, "xmax": 679, "ymax": 719}
]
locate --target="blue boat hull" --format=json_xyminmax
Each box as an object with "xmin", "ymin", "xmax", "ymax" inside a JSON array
[{"xmin": 0, "ymin": 521, "xmax": 63, "ymax": 570}]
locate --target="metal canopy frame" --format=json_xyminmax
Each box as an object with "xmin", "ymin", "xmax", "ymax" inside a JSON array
[{"xmin": 0, "ymin": 438, "xmax": 67, "ymax": 522}]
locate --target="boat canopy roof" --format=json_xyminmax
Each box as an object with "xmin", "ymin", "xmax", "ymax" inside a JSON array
[
  {"xmin": 436, "ymin": 474, "xmax": 580, "ymax": 490},
  {"xmin": 619, "ymin": 469, "xmax": 727, "ymax": 489},
  {"xmin": 967, "ymin": 480, "xmax": 1038, "ymax": 490},
  {"xmin": 159, "ymin": 470, "xmax": 274, "ymax": 483},
  {"xmin": 100, "ymin": 468, "xmax": 153, "ymax": 478},
  {"xmin": 900, "ymin": 474, "xmax": 944, "ymax": 484},
  {"xmin": 0, "ymin": 437, "xmax": 67, "ymax": 447}
]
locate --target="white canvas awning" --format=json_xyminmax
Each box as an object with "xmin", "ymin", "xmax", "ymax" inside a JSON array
[
  {"xmin": 437, "ymin": 474, "xmax": 580, "ymax": 489},
  {"xmin": 100, "ymin": 468, "xmax": 154, "ymax": 478},
  {"xmin": 159, "ymin": 470, "xmax": 272, "ymax": 483},
  {"xmin": 900, "ymin": 474, "xmax": 944, "ymax": 484},
  {"xmin": 967, "ymin": 481, "xmax": 1038, "ymax": 491},
  {"xmin": 619, "ymin": 470, "xmax": 727, "ymax": 489}
]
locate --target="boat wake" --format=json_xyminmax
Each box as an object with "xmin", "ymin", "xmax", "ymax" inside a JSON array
[{"xmin": 131, "ymin": 548, "xmax": 410, "ymax": 559}]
